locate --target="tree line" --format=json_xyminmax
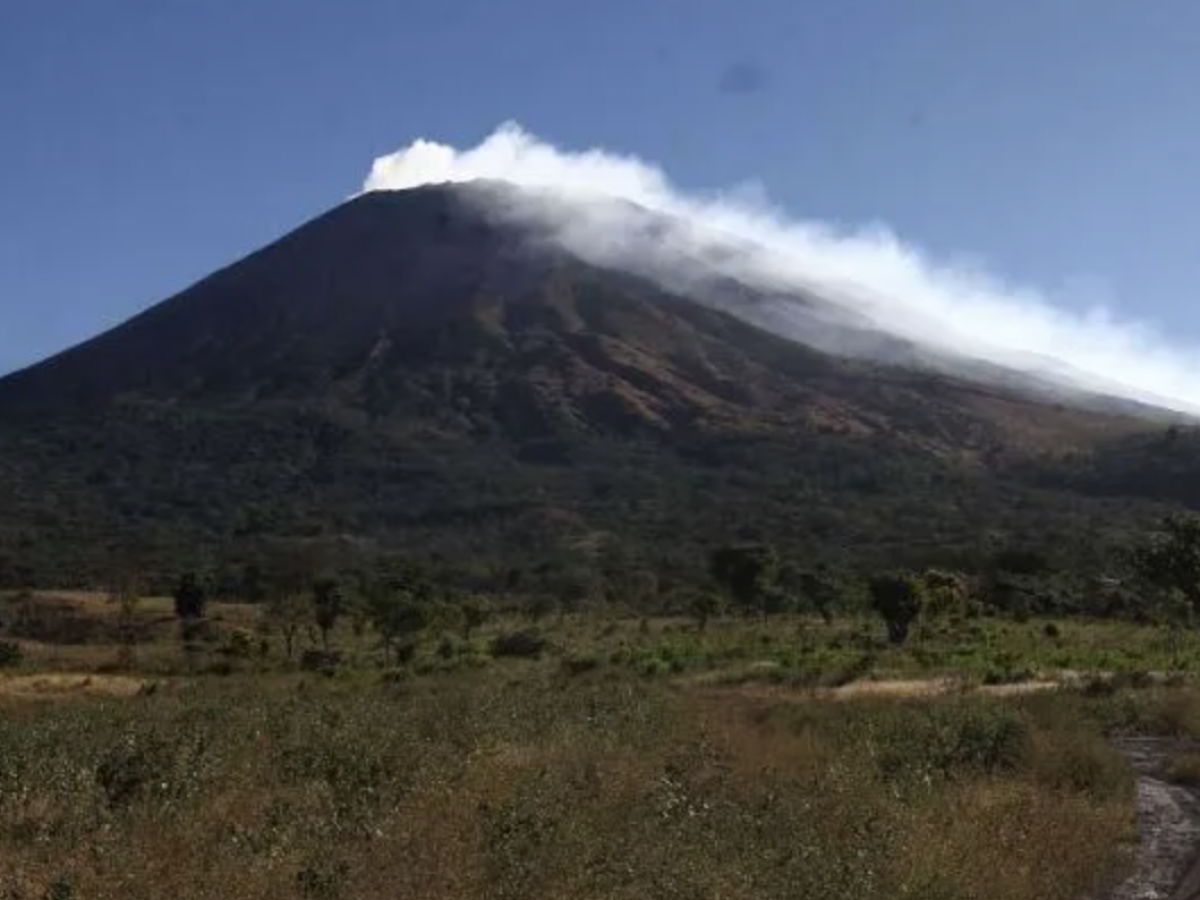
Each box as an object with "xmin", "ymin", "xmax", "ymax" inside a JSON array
[{"xmin": 150, "ymin": 512, "xmax": 1200, "ymax": 662}]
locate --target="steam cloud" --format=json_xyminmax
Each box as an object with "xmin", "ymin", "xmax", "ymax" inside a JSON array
[{"xmin": 362, "ymin": 121, "xmax": 1199, "ymax": 415}]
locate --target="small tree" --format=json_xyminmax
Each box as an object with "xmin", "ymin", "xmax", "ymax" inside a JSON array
[
  {"xmin": 689, "ymin": 590, "xmax": 726, "ymax": 632},
  {"xmin": 783, "ymin": 564, "xmax": 839, "ymax": 624},
  {"xmin": 919, "ymin": 569, "xmax": 974, "ymax": 624},
  {"xmin": 240, "ymin": 562, "xmax": 267, "ymax": 604},
  {"xmin": 868, "ymin": 573, "xmax": 924, "ymax": 646},
  {"xmin": 1130, "ymin": 514, "xmax": 1200, "ymax": 614},
  {"xmin": 266, "ymin": 592, "xmax": 311, "ymax": 661},
  {"xmin": 461, "ymin": 596, "xmax": 492, "ymax": 640},
  {"xmin": 173, "ymin": 571, "xmax": 207, "ymax": 621},
  {"xmin": 1155, "ymin": 589, "xmax": 1194, "ymax": 670},
  {"xmin": 312, "ymin": 577, "xmax": 344, "ymax": 650},
  {"xmin": 368, "ymin": 590, "xmax": 429, "ymax": 666},
  {"xmin": 346, "ymin": 592, "xmax": 370, "ymax": 638},
  {"xmin": 112, "ymin": 580, "xmax": 141, "ymax": 670},
  {"xmin": 709, "ymin": 544, "xmax": 779, "ymax": 618}
]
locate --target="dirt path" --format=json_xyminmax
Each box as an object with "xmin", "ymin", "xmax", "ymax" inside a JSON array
[
  {"xmin": 1099, "ymin": 738, "xmax": 1200, "ymax": 900},
  {"xmin": 0, "ymin": 672, "xmax": 151, "ymax": 700},
  {"xmin": 681, "ymin": 673, "xmax": 1067, "ymax": 703}
]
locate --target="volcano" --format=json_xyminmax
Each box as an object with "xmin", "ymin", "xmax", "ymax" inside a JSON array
[{"xmin": 0, "ymin": 182, "xmax": 1189, "ymax": 588}]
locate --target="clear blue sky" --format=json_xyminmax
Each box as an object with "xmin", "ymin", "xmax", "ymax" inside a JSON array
[{"xmin": 2, "ymin": 0, "xmax": 1199, "ymax": 376}]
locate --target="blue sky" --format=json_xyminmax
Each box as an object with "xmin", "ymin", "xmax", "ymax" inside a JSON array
[{"xmin": 2, "ymin": 0, "xmax": 1199, "ymax": 377}]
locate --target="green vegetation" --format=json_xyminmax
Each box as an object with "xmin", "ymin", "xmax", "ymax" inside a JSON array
[
  {"xmin": 0, "ymin": 652, "xmax": 1155, "ymax": 899},
  {"xmin": 868, "ymin": 573, "xmax": 925, "ymax": 645},
  {"xmin": 5, "ymin": 530, "xmax": 1200, "ymax": 898},
  {"xmin": 0, "ymin": 407, "xmax": 1181, "ymax": 598}
]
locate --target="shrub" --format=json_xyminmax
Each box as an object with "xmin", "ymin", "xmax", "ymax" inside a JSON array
[
  {"xmin": 0, "ymin": 640, "xmax": 22, "ymax": 668},
  {"xmin": 95, "ymin": 732, "xmax": 175, "ymax": 808},
  {"xmin": 563, "ymin": 653, "xmax": 603, "ymax": 676},
  {"xmin": 874, "ymin": 700, "xmax": 1028, "ymax": 783},
  {"xmin": 982, "ymin": 663, "xmax": 1035, "ymax": 686},
  {"xmin": 820, "ymin": 652, "xmax": 875, "ymax": 687},
  {"xmin": 223, "ymin": 628, "xmax": 256, "ymax": 659},
  {"xmin": 172, "ymin": 571, "xmax": 207, "ymax": 620},
  {"xmin": 1079, "ymin": 675, "xmax": 1118, "ymax": 698},
  {"xmin": 297, "ymin": 858, "xmax": 351, "ymax": 900},
  {"xmin": 491, "ymin": 629, "xmax": 546, "ymax": 659},
  {"xmin": 1168, "ymin": 751, "xmax": 1200, "ymax": 787},
  {"xmin": 379, "ymin": 666, "xmax": 410, "ymax": 685},
  {"xmin": 179, "ymin": 617, "xmax": 218, "ymax": 645},
  {"xmin": 868, "ymin": 573, "xmax": 924, "ymax": 645},
  {"xmin": 1028, "ymin": 722, "xmax": 1129, "ymax": 798},
  {"xmin": 300, "ymin": 649, "xmax": 343, "ymax": 674},
  {"xmin": 640, "ymin": 656, "xmax": 673, "ymax": 678}
]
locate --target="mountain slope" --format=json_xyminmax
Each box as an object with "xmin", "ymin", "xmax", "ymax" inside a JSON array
[{"xmin": 0, "ymin": 183, "xmax": 1186, "ymax": 589}]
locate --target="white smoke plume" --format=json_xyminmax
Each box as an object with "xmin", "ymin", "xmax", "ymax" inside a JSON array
[{"xmin": 362, "ymin": 121, "xmax": 1200, "ymax": 415}]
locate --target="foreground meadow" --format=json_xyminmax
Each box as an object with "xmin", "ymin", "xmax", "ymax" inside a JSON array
[{"xmin": 3, "ymin": 591, "xmax": 1199, "ymax": 898}]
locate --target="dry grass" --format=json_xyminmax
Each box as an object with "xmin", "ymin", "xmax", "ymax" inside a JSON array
[
  {"xmin": 0, "ymin": 597, "xmax": 1177, "ymax": 898},
  {"xmin": 0, "ymin": 671, "xmax": 1139, "ymax": 900},
  {"xmin": 1167, "ymin": 751, "xmax": 1200, "ymax": 787}
]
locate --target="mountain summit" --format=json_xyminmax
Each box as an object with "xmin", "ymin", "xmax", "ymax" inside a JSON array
[
  {"xmin": 0, "ymin": 182, "xmax": 1159, "ymax": 436},
  {"xmin": 0, "ymin": 182, "xmax": 1187, "ymax": 585}
]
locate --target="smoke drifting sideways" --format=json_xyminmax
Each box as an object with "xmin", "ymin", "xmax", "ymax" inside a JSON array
[{"xmin": 361, "ymin": 121, "xmax": 1200, "ymax": 416}]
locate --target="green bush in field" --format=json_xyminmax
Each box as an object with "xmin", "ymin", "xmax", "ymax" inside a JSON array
[
  {"xmin": 872, "ymin": 700, "xmax": 1028, "ymax": 784},
  {"xmin": 172, "ymin": 571, "xmax": 207, "ymax": 621},
  {"xmin": 1130, "ymin": 514, "xmax": 1200, "ymax": 614},
  {"xmin": 868, "ymin": 573, "xmax": 925, "ymax": 645},
  {"xmin": 368, "ymin": 590, "xmax": 429, "ymax": 665},
  {"xmin": 688, "ymin": 589, "xmax": 726, "ymax": 631},
  {"xmin": 0, "ymin": 640, "xmax": 21, "ymax": 668},
  {"xmin": 709, "ymin": 544, "xmax": 780, "ymax": 617},
  {"xmin": 312, "ymin": 576, "xmax": 345, "ymax": 650},
  {"xmin": 491, "ymin": 629, "xmax": 546, "ymax": 659},
  {"xmin": 96, "ymin": 732, "xmax": 177, "ymax": 808}
]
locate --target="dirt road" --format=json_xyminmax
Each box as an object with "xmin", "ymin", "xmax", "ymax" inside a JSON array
[{"xmin": 1102, "ymin": 738, "xmax": 1200, "ymax": 900}]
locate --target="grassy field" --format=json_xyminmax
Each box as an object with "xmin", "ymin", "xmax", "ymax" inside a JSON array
[
  {"xmin": 1, "ymin": 591, "xmax": 1198, "ymax": 898},
  {"xmin": 6, "ymin": 589, "xmax": 1196, "ymax": 681}
]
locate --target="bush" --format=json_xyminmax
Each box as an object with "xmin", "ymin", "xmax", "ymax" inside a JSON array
[
  {"xmin": 868, "ymin": 573, "xmax": 924, "ymax": 645},
  {"xmin": 300, "ymin": 649, "xmax": 344, "ymax": 674},
  {"xmin": 1029, "ymin": 723, "xmax": 1129, "ymax": 798},
  {"xmin": 180, "ymin": 618, "xmax": 218, "ymax": 645},
  {"xmin": 379, "ymin": 667, "xmax": 410, "ymax": 685},
  {"xmin": 297, "ymin": 858, "xmax": 351, "ymax": 900},
  {"xmin": 639, "ymin": 656, "xmax": 674, "ymax": 678},
  {"xmin": 95, "ymin": 732, "xmax": 175, "ymax": 808},
  {"xmin": 1168, "ymin": 751, "xmax": 1200, "ymax": 787},
  {"xmin": 0, "ymin": 640, "xmax": 22, "ymax": 668},
  {"xmin": 982, "ymin": 665, "xmax": 1035, "ymax": 686},
  {"xmin": 874, "ymin": 700, "xmax": 1028, "ymax": 783},
  {"xmin": 223, "ymin": 628, "xmax": 257, "ymax": 660},
  {"xmin": 562, "ymin": 653, "xmax": 603, "ymax": 676},
  {"xmin": 491, "ymin": 629, "xmax": 546, "ymax": 659}
]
